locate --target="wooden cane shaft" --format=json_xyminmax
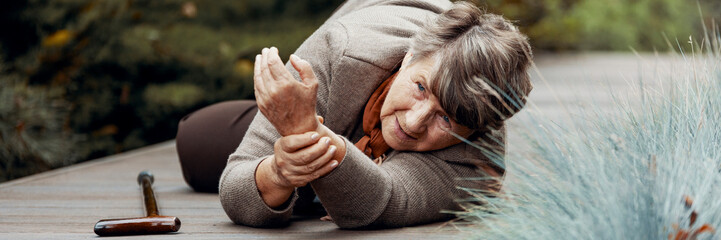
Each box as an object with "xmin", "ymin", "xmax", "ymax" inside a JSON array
[{"xmin": 139, "ymin": 173, "xmax": 159, "ymax": 217}]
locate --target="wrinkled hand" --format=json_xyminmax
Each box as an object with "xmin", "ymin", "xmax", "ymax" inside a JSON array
[
  {"xmin": 254, "ymin": 47, "xmax": 319, "ymax": 136},
  {"xmin": 267, "ymin": 131, "xmax": 339, "ymax": 188}
]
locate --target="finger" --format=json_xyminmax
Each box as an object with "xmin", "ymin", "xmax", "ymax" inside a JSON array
[
  {"xmin": 309, "ymin": 158, "xmax": 339, "ymax": 180},
  {"xmin": 290, "ymin": 54, "xmax": 318, "ymax": 86},
  {"xmin": 284, "ymin": 137, "xmax": 332, "ymax": 167},
  {"xmin": 299, "ymin": 144, "xmax": 336, "ymax": 174},
  {"xmin": 316, "ymin": 115, "xmax": 324, "ymax": 124},
  {"xmin": 285, "ymin": 172, "xmax": 315, "ymax": 187},
  {"xmin": 278, "ymin": 132, "xmax": 322, "ymax": 153},
  {"xmin": 268, "ymin": 47, "xmax": 293, "ymax": 81},
  {"xmin": 283, "ymin": 152, "xmax": 338, "ymax": 187},
  {"xmin": 253, "ymin": 54, "xmax": 266, "ymax": 94},
  {"xmin": 261, "ymin": 48, "xmax": 274, "ymax": 82}
]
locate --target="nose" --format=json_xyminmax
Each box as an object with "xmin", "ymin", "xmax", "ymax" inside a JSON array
[{"xmin": 404, "ymin": 103, "xmax": 433, "ymax": 134}]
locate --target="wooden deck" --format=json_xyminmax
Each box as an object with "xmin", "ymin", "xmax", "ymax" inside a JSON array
[
  {"xmin": 0, "ymin": 53, "xmax": 685, "ymax": 239},
  {"xmin": 0, "ymin": 142, "xmax": 462, "ymax": 239}
]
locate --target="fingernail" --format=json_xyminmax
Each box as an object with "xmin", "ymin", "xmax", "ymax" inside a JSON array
[
  {"xmin": 311, "ymin": 133, "xmax": 319, "ymax": 140},
  {"xmin": 271, "ymin": 46, "xmax": 277, "ymax": 51},
  {"xmin": 329, "ymin": 145, "xmax": 337, "ymax": 155},
  {"xmin": 330, "ymin": 160, "xmax": 338, "ymax": 168},
  {"xmin": 262, "ymin": 48, "xmax": 268, "ymax": 54},
  {"xmin": 290, "ymin": 54, "xmax": 300, "ymax": 62},
  {"xmin": 324, "ymin": 137, "xmax": 331, "ymax": 144}
]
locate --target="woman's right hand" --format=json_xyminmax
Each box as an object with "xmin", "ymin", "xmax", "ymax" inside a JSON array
[{"xmin": 256, "ymin": 131, "xmax": 339, "ymax": 207}]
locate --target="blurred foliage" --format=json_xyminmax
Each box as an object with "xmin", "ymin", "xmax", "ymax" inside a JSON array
[
  {"xmin": 483, "ymin": 0, "xmax": 719, "ymax": 51},
  {"xmin": 0, "ymin": 0, "xmax": 343, "ymax": 182},
  {"xmin": 0, "ymin": 67, "xmax": 79, "ymax": 182}
]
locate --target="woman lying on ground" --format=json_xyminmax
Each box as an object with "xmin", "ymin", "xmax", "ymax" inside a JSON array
[{"xmin": 176, "ymin": 0, "xmax": 532, "ymax": 228}]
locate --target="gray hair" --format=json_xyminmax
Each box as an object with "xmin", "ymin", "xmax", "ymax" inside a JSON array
[{"xmin": 409, "ymin": 2, "xmax": 533, "ymax": 133}]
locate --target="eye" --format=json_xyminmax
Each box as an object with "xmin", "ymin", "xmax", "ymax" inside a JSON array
[
  {"xmin": 416, "ymin": 82, "xmax": 425, "ymax": 92},
  {"xmin": 437, "ymin": 114, "xmax": 452, "ymax": 130}
]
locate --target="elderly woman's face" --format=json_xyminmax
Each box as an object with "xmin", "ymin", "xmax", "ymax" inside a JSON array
[{"xmin": 380, "ymin": 53, "xmax": 474, "ymax": 152}]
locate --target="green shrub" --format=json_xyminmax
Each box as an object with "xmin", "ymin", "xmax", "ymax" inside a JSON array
[
  {"xmin": 0, "ymin": 71, "xmax": 79, "ymax": 181},
  {"xmin": 484, "ymin": 0, "xmax": 713, "ymax": 51},
  {"xmin": 0, "ymin": 0, "xmax": 342, "ymax": 182}
]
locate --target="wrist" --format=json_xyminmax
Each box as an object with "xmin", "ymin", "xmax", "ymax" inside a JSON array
[
  {"xmin": 304, "ymin": 115, "xmax": 321, "ymax": 134},
  {"xmin": 259, "ymin": 156, "xmax": 294, "ymax": 191},
  {"xmin": 256, "ymin": 156, "xmax": 294, "ymax": 208},
  {"xmin": 278, "ymin": 115, "xmax": 319, "ymax": 136}
]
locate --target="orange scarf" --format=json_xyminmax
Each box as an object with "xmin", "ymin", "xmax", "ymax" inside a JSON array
[{"xmin": 354, "ymin": 72, "xmax": 398, "ymax": 160}]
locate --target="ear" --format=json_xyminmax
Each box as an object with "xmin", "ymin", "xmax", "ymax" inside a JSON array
[{"xmin": 400, "ymin": 51, "xmax": 413, "ymax": 70}]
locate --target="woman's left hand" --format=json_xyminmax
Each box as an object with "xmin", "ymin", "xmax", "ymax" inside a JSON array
[{"xmin": 254, "ymin": 47, "xmax": 319, "ymax": 136}]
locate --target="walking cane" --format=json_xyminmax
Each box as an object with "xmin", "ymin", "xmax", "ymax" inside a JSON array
[{"xmin": 94, "ymin": 171, "xmax": 181, "ymax": 236}]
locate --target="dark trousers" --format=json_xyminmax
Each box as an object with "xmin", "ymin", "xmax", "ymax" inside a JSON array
[
  {"xmin": 176, "ymin": 100, "xmax": 258, "ymax": 193},
  {"xmin": 176, "ymin": 100, "xmax": 325, "ymax": 216}
]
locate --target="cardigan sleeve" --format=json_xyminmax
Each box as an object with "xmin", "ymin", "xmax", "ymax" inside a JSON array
[
  {"xmin": 310, "ymin": 137, "xmax": 485, "ymax": 229},
  {"xmin": 218, "ymin": 20, "xmax": 347, "ymax": 227},
  {"xmin": 218, "ymin": 112, "xmax": 296, "ymax": 227}
]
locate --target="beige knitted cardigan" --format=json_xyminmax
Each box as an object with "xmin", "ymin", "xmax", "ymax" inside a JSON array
[{"xmin": 219, "ymin": 0, "xmax": 504, "ymax": 229}]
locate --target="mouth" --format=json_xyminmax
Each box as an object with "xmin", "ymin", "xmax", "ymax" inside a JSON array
[{"xmin": 394, "ymin": 116, "xmax": 417, "ymax": 141}]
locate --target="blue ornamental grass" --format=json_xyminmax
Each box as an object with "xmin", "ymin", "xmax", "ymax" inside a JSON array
[{"xmin": 454, "ymin": 25, "xmax": 721, "ymax": 239}]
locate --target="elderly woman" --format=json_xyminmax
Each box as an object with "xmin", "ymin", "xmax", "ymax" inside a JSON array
[{"xmin": 176, "ymin": 0, "xmax": 532, "ymax": 229}]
